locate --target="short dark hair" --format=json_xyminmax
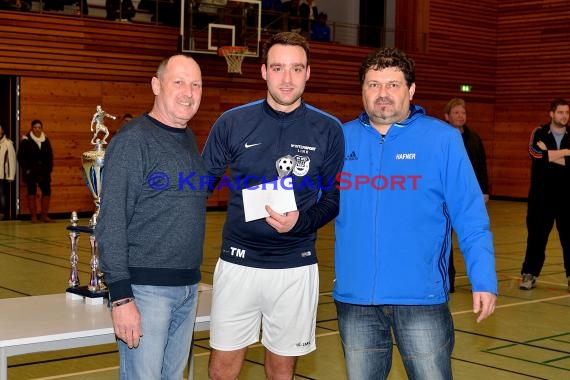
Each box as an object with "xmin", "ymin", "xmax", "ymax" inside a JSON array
[
  {"xmin": 31, "ymin": 119, "xmax": 43, "ymax": 128},
  {"xmin": 358, "ymin": 48, "xmax": 415, "ymax": 87},
  {"xmin": 262, "ymin": 32, "xmax": 310, "ymax": 66},
  {"xmin": 550, "ymin": 98, "xmax": 569, "ymax": 112}
]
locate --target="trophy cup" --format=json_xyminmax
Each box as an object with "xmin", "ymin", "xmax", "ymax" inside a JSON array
[
  {"xmin": 83, "ymin": 105, "xmax": 116, "ymax": 228},
  {"xmin": 66, "ymin": 106, "xmax": 115, "ymax": 303}
]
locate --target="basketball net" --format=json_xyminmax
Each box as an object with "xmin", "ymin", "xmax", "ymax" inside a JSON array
[{"xmin": 218, "ymin": 46, "xmax": 247, "ymax": 75}]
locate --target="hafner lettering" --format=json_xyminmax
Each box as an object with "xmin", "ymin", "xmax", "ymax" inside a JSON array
[
  {"xmin": 230, "ymin": 246, "xmax": 246, "ymax": 258},
  {"xmin": 395, "ymin": 153, "xmax": 416, "ymax": 160}
]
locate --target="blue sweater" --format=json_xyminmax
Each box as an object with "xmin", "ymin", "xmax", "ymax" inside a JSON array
[
  {"xmin": 333, "ymin": 105, "xmax": 497, "ymax": 305},
  {"xmin": 202, "ymin": 99, "xmax": 344, "ymax": 269}
]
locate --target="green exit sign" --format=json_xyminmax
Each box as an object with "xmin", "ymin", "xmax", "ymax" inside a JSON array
[{"xmin": 460, "ymin": 84, "xmax": 472, "ymax": 92}]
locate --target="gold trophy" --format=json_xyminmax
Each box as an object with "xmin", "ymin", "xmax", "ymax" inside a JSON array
[
  {"xmin": 83, "ymin": 105, "xmax": 115, "ymax": 228},
  {"xmin": 66, "ymin": 106, "xmax": 114, "ymax": 302}
]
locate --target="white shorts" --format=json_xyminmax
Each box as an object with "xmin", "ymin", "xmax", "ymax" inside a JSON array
[{"xmin": 209, "ymin": 259, "xmax": 319, "ymax": 356}]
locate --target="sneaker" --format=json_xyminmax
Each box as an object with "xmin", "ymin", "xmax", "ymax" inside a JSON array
[{"xmin": 519, "ymin": 273, "xmax": 536, "ymax": 290}]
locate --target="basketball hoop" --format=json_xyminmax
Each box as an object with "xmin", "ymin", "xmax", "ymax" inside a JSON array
[{"xmin": 218, "ymin": 46, "xmax": 248, "ymax": 75}]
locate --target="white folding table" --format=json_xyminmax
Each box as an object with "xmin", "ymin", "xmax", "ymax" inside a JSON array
[{"xmin": 0, "ymin": 285, "xmax": 212, "ymax": 380}]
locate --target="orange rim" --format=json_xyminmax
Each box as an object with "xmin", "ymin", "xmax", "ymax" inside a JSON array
[{"xmin": 218, "ymin": 46, "xmax": 247, "ymax": 56}]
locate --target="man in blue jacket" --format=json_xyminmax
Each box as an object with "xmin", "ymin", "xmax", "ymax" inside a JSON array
[{"xmin": 333, "ymin": 47, "xmax": 497, "ymax": 380}]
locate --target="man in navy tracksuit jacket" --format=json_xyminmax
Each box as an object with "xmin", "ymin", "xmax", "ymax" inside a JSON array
[
  {"xmin": 520, "ymin": 98, "xmax": 570, "ymax": 291},
  {"xmin": 203, "ymin": 99, "xmax": 343, "ymax": 268},
  {"xmin": 333, "ymin": 47, "xmax": 497, "ymax": 380},
  {"xmin": 202, "ymin": 32, "xmax": 344, "ymax": 380}
]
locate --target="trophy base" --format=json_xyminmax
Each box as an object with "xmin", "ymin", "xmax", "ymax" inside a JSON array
[
  {"xmin": 66, "ymin": 225, "xmax": 95, "ymax": 234},
  {"xmin": 66, "ymin": 286, "xmax": 109, "ymax": 305}
]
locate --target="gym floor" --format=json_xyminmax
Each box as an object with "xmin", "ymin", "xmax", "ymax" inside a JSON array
[{"xmin": 1, "ymin": 200, "xmax": 569, "ymax": 379}]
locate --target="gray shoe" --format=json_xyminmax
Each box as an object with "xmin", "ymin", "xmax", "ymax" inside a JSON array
[{"xmin": 520, "ymin": 273, "xmax": 536, "ymax": 290}]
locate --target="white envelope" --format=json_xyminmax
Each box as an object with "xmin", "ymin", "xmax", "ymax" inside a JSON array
[{"xmin": 242, "ymin": 177, "xmax": 298, "ymax": 222}]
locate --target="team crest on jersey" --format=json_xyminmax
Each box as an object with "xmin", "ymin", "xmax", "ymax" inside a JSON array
[{"xmin": 293, "ymin": 155, "xmax": 310, "ymax": 176}]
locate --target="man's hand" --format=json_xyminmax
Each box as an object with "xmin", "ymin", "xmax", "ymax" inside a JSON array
[
  {"xmin": 537, "ymin": 140, "xmax": 547, "ymax": 150},
  {"xmin": 111, "ymin": 301, "xmax": 143, "ymax": 348},
  {"xmin": 265, "ymin": 205, "xmax": 299, "ymax": 233},
  {"xmin": 472, "ymin": 291, "xmax": 497, "ymax": 323}
]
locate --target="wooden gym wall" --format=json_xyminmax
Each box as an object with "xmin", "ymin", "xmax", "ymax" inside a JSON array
[
  {"xmin": 398, "ymin": 0, "xmax": 498, "ymax": 196},
  {"xmin": 398, "ymin": 0, "xmax": 570, "ymax": 199},
  {"xmin": 494, "ymin": 0, "xmax": 570, "ymax": 198},
  {"xmin": 1, "ymin": 0, "xmax": 569, "ymax": 214},
  {"xmin": 0, "ymin": 11, "xmax": 365, "ymax": 213}
]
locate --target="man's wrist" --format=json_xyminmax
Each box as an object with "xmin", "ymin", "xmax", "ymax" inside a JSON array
[{"xmin": 111, "ymin": 297, "xmax": 134, "ymax": 309}]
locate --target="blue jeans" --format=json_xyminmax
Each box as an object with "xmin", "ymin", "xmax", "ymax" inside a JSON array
[
  {"xmin": 118, "ymin": 284, "xmax": 199, "ymax": 380},
  {"xmin": 335, "ymin": 301, "xmax": 454, "ymax": 380}
]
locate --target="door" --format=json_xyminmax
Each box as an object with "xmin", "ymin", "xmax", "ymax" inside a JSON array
[{"xmin": 0, "ymin": 76, "xmax": 20, "ymax": 220}]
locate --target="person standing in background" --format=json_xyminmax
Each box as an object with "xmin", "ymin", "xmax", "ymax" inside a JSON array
[
  {"xmin": 299, "ymin": 0, "xmax": 318, "ymax": 33},
  {"xmin": 310, "ymin": 12, "xmax": 330, "ymax": 42},
  {"xmin": 42, "ymin": 0, "xmax": 63, "ymax": 11},
  {"xmin": 111, "ymin": 112, "xmax": 133, "ymax": 138},
  {"xmin": 520, "ymin": 98, "xmax": 570, "ymax": 292},
  {"xmin": 17, "ymin": 119, "xmax": 54, "ymax": 223},
  {"xmin": 121, "ymin": 112, "xmax": 133, "ymax": 125},
  {"xmin": 96, "ymin": 54, "xmax": 208, "ymax": 380},
  {"xmin": 282, "ymin": 0, "xmax": 302, "ymax": 32},
  {"xmin": 444, "ymin": 97, "xmax": 489, "ymax": 292},
  {"xmin": 0, "ymin": 124, "xmax": 16, "ymax": 221},
  {"xmin": 261, "ymin": 0, "xmax": 283, "ymax": 31}
]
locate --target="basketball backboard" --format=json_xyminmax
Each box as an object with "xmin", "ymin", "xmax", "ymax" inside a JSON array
[{"xmin": 181, "ymin": 0, "xmax": 261, "ymax": 57}]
